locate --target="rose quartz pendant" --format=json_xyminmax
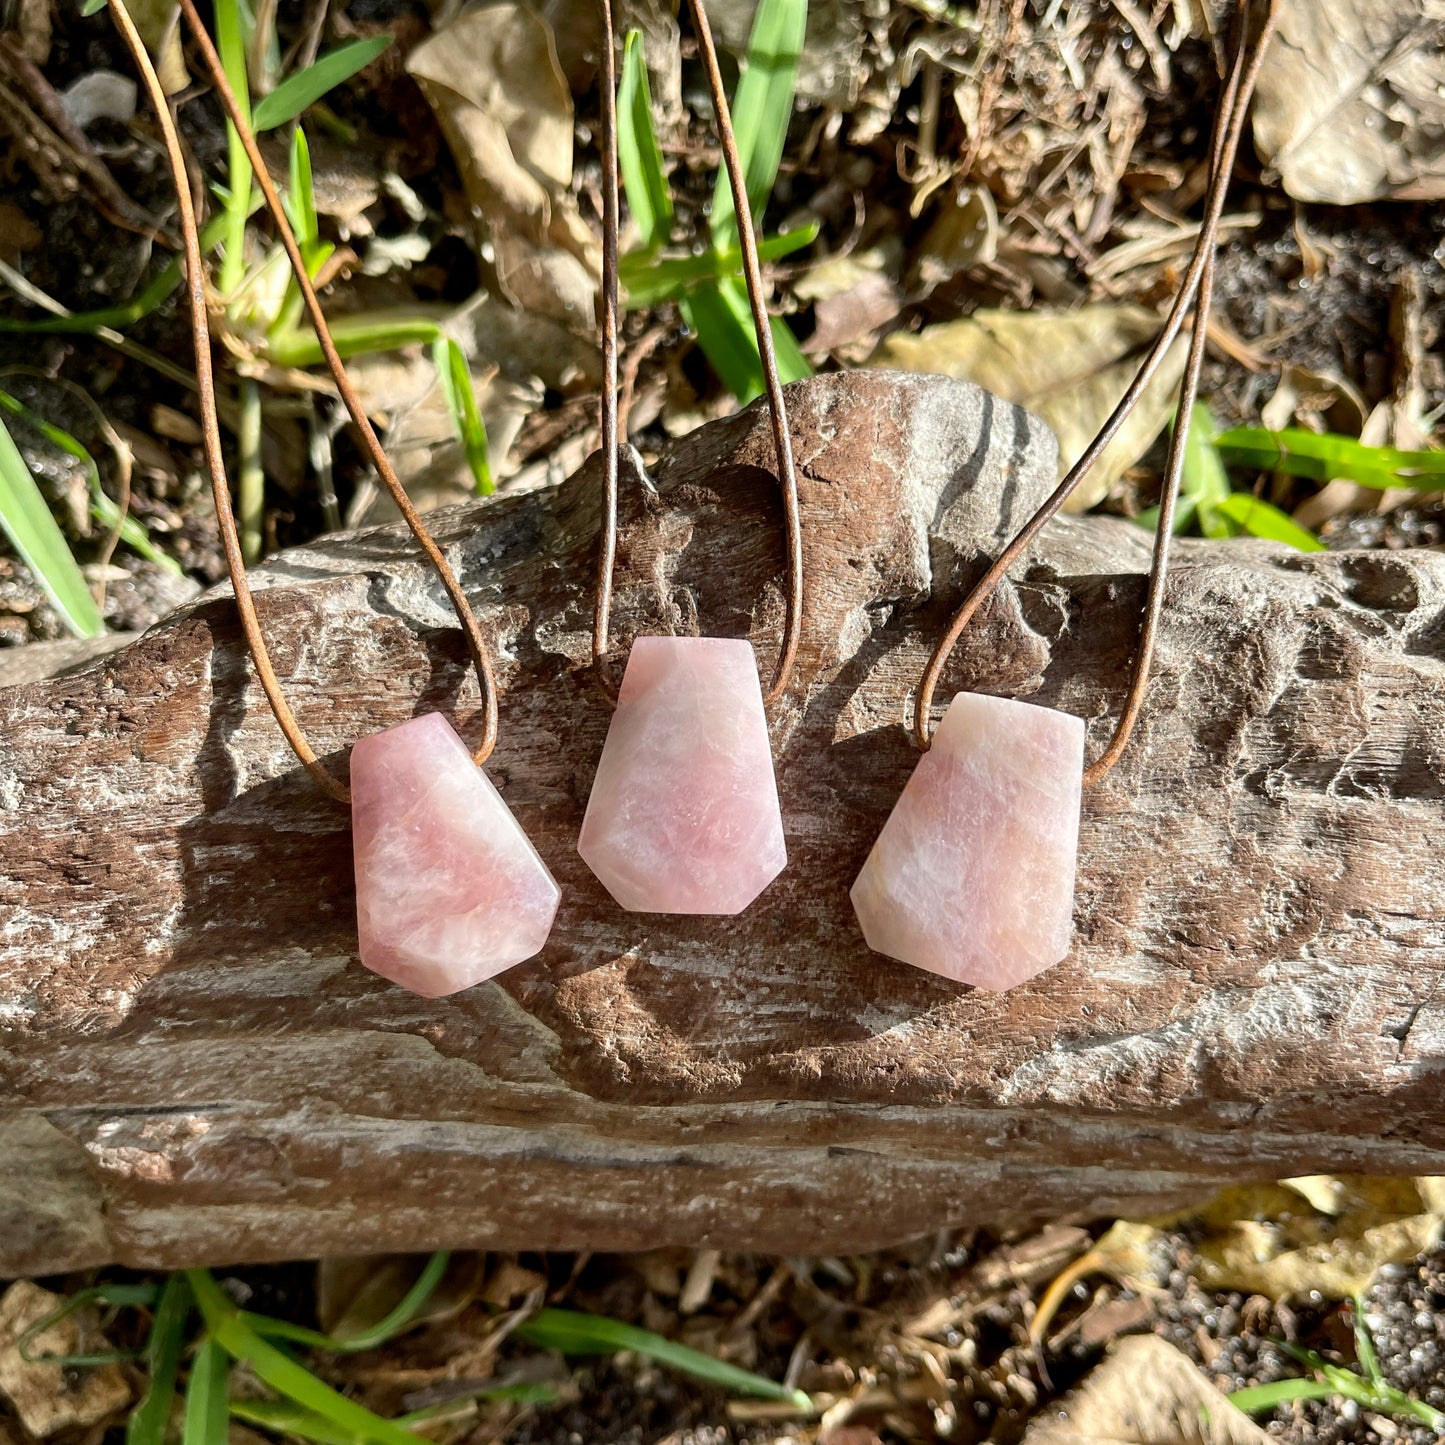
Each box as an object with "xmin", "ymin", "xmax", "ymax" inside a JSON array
[
  {"xmin": 578, "ymin": 636, "xmax": 786, "ymax": 913},
  {"xmin": 350, "ymin": 712, "xmax": 560, "ymax": 997},
  {"xmin": 851, "ymin": 693, "xmax": 1083, "ymax": 990}
]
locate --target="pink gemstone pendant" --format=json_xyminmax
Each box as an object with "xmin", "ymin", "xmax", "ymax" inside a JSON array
[
  {"xmin": 579, "ymin": 636, "xmax": 787, "ymax": 913},
  {"xmin": 851, "ymin": 693, "xmax": 1084, "ymax": 990},
  {"xmin": 350, "ymin": 712, "xmax": 560, "ymax": 998}
]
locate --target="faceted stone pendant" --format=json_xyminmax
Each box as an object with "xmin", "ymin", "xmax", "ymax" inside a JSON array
[
  {"xmin": 350, "ymin": 712, "xmax": 560, "ymax": 998},
  {"xmin": 851, "ymin": 693, "xmax": 1083, "ymax": 990},
  {"xmin": 578, "ymin": 636, "xmax": 787, "ymax": 913}
]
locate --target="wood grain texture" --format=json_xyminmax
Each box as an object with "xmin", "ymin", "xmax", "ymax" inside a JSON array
[{"xmin": 3, "ymin": 371, "xmax": 1444, "ymax": 1276}]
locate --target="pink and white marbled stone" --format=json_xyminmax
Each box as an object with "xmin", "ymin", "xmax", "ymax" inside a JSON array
[
  {"xmin": 851, "ymin": 692, "xmax": 1083, "ymax": 990},
  {"xmin": 578, "ymin": 636, "xmax": 787, "ymax": 913},
  {"xmin": 350, "ymin": 712, "xmax": 560, "ymax": 997}
]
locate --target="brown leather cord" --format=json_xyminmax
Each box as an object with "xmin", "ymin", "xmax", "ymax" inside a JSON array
[
  {"xmin": 114, "ymin": 0, "xmax": 500, "ymax": 804},
  {"xmin": 592, "ymin": 0, "xmax": 622, "ymax": 703},
  {"xmin": 913, "ymin": 0, "xmax": 1279, "ymax": 784},
  {"xmin": 592, "ymin": 0, "xmax": 805, "ymax": 707},
  {"xmin": 179, "ymin": 0, "xmax": 501, "ymax": 782}
]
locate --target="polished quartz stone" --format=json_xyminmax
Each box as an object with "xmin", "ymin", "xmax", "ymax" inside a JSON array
[
  {"xmin": 350, "ymin": 712, "xmax": 559, "ymax": 997},
  {"xmin": 578, "ymin": 636, "xmax": 787, "ymax": 913},
  {"xmin": 851, "ymin": 692, "xmax": 1083, "ymax": 990}
]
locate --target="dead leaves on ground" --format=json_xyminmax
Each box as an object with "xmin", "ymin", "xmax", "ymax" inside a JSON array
[
  {"xmin": 407, "ymin": 2, "xmax": 599, "ymax": 329},
  {"xmin": 0, "ymin": 1283, "xmax": 129, "ymax": 1438},
  {"xmin": 1252, "ymin": 0, "xmax": 1445, "ymax": 205},
  {"xmin": 1022, "ymin": 1337, "xmax": 1269, "ymax": 1445},
  {"xmin": 873, "ymin": 304, "xmax": 1187, "ymax": 510},
  {"xmin": 5, "ymin": 1187, "xmax": 1445, "ymax": 1445},
  {"xmin": 1036, "ymin": 1177, "xmax": 1445, "ymax": 1323},
  {"xmin": 1182, "ymin": 1177, "xmax": 1445, "ymax": 1299}
]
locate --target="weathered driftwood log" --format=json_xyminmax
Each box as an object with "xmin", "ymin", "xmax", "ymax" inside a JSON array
[{"xmin": 3, "ymin": 371, "xmax": 1445, "ymax": 1277}]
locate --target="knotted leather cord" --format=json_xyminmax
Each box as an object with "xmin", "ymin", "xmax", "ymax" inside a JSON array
[
  {"xmin": 592, "ymin": 0, "xmax": 804, "ymax": 706},
  {"xmin": 913, "ymin": 0, "xmax": 1279, "ymax": 787},
  {"xmin": 111, "ymin": 0, "xmax": 500, "ymax": 804}
]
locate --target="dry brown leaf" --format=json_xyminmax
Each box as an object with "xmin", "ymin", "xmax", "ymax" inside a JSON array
[
  {"xmin": 871, "ymin": 304, "xmax": 1186, "ymax": 510},
  {"xmin": 481, "ymin": 1258, "xmax": 549, "ymax": 1309},
  {"xmin": 1029, "ymin": 1221, "xmax": 1173, "ymax": 1347},
  {"xmin": 343, "ymin": 284, "xmax": 595, "ymax": 523},
  {"xmin": 407, "ymin": 3, "xmax": 598, "ymax": 328},
  {"xmin": 1131, "ymin": 1177, "xmax": 1445, "ymax": 1300},
  {"xmin": 910, "ymin": 185, "xmax": 998, "ymax": 293},
  {"xmin": 798, "ymin": 245, "xmax": 904, "ymax": 359},
  {"xmin": 1021, "ymin": 1335, "xmax": 1269, "ymax": 1445},
  {"xmin": 1187, "ymin": 1177, "xmax": 1445, "ymax": 1298},
  {"xmin": 806, "ymin": 272, "xmax": 904, "ymax": 358},
  {"xmin": 318, "ymin": 1253, "xmax": 482, "ymax": 1340},
  {"xmin": 14, "ymin": 0, "xmax": 49, "ymax": 64},
  {"xmin": 0, "ymin": 202, "xmax": 41, "ymax": 264},
  {"xmin": 1260, "ymin": 364, "xmax": 1368, "ymax": 436},
  {"xmin": 347, "ymin": 343, "xmax": 542, "ymax": 523},
  {"xmin": 1252, "ymin": 0, "xmax": 1445, "ymax": 203},
  {"xmin": 127, "ymin": 0, "xmax": 188, "ymax": 95},
  {"xmin": 58, "ymin": 70, "xmax": 137, "ymax": 129},
  {"xmin": 0, "ymin": 1282, "xmax": 131, "ymax": 1437}
]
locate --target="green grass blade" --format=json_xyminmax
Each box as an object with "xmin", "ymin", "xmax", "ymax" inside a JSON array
[
  {"xmin": 288, "ymin": 127, "xmax": 320, "ymax": 258},
  {"xmin": 683, "ymin": 278, "xmax": 810, "ymax": 402},
  {"xmin": 1351, "ymin": 1294, "xmax": 1383, "ymax": 1386},
  {"xmin": 17, "ymin": 1285, "xmax": 158, "ymax": 1366},
  {"xmin": 1133, "ymin": 495, "xmax": 1197, "ymax": 536},
  {"xmin": 681, "ymin": 283, "xmax": 765, "ymax": 401},
  {"xmin": 83, "ymin": 0, "xmax": 106, "ymax": 13},
  {"xmin": 768, "ymin": 305, "xmax": 813, "ymax": 384},
  {"xmin": 618, "ymin": 30, "xmax": 672, "ymax": 251},
  {"xmin": 1177, "ymin": 401, "xmax": 1233, "ymax": 538},
  {"xmin": 0, "ymin": 412, "xmax": 103, "ymax": 638},
  {"xmin": 188, "ymin": 1271, "xmax": 429, "ymax": 1445},
  {"xmin": 620, "ymin": 221, "xmax": 818, "ymax": 308},
  {"xmin": 253, "ymin": 37, "xmax": 393, "ymax": 131},
  {"xmin": 231, "ymin": 1381, "xmax": 555, "ymax": 1445},
  {"xmin": 1213, "ymin": 426, "xmax": 1445, "ymax": 490},
  {"xmin": 266, "ymin": 312, "xmax": 445, "ymax": 368},
  {"xmin": 326, "ymin": 1250, "xmax": 451, "ymax": 1352},
  {"xmin": 237, "ymin": 378, "xmax": 264, "ymax": 564},
  {"xmin": 431, "ymin": 339, "xmax": 493, "ymax": 495},
  {"xmin": 1315, "ymin": 1361, "xmax": 1445, "ymax": 1430},
  {"xmin": 1318, "ymin": 1362, "xmax": 1445, "ymax": 1428},
  {"xmin": 0, "ymin": 254, "xmax": 187, "ymax": 335},
  {"xmin": 231, "ymin": 1399, "xmax": 365, "ymax": 1445},
  {"xmin": 1228, "ymin": 1377, "xmax": 1337, "ymax": 1414},
  {"xmin": 1239, "ymin": 1346, "xmax": 1445, "ymax": 1431},
  {"xmin": 0, "ymin": 389, "xmax": 180, "ymax": 574},
  {"xmin": 709, "ymin": 0, "xmax": 805, "ymax": 249},
  {"xmin": 127, "ymin": 1276, "xmax": 193, "ymax": 1445},
  {"xmin": 515, "ymin": 1307, "xmax": 809, "ymax": 1407},
  {"xmin": 270, "ymin": 126, "xmax": 327, "ymax": 338},
  {"xmin": 243, "ymin": 1250, "xmax": 450, "ymax": 1355},
  {"xmin": 1212, "ymin": 492, "xmax": 1324, "ymax": 551},
  {"xmin": 1231, "ymin": 1331, "xmax": 1444, "ymax": 1430},
  {"xmin": 183, "ymin": 1339, "xmax": 231, "ymax": 1445},
  {"xmin": 213, "ymin": 0, "xmax": 254, "ymax": 296},
  {"xmin": 1380, "ymin": 1390, "xmax": 1445, "ymax": 1430},
  {"xmin": 92, "ymin": 494, "xmax": 180, "ymax": 571}
]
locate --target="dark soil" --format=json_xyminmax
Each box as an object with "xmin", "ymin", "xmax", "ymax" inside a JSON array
[{"xmin": 483, "ymin": 1235, "xmax": 1445, "ymax": 1445}]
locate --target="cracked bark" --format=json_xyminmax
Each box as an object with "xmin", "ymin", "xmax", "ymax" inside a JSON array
[{"xmin": 3, "ymin": 371, "xmax": 1444, "ymax": 1275}]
